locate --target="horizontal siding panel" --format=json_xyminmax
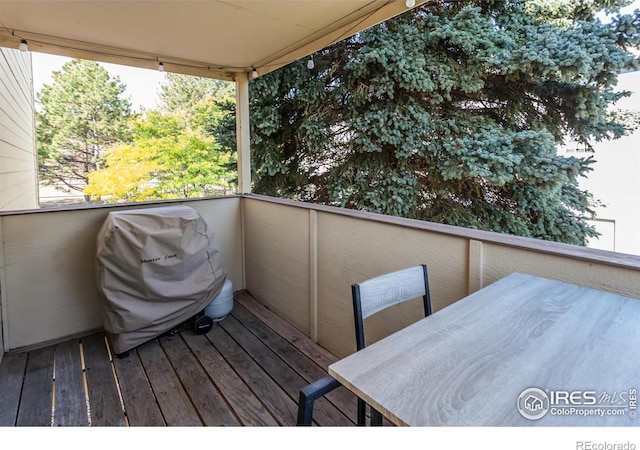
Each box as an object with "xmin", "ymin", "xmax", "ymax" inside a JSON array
[
  {"xmin": 0, "ymin": 83, "xmax": 32, "ymax": 128},
  {"xmin": 0, "ymin": 51, "xmax": 33, "ymax": 120},
  {"xmin": 0, "ymin": 147, "xmax": 36, "ymax": 165},
  {"xmin": 0, "ymin": 169, "xmax": 36, "ymax": 189},
  {"xmin": 0, "ymin": 120, "xmax": 34, "ymax": 154},
  {"xmin": 0, "ymin": 47, "xmax": 36, "ymax": 211},
  {"xmin": 0, "ymin": 86, "xmax": 33, "ymax": 136},
  {"xmin": 0, "ymin": 65, "xmax": 34, "ymax": 142},
  {"xmin": 0, "ymin": 190, "xmax": 37, "ymax": 214},
  {"xmin": 0, "ymin": 167, "xmax": 36, "ymax": 184},
  {"xmin": 0, "ymin": 168, "xmax": 36, "ymax": 185},
  {"xmin": 0, "ymin": 185, "xmax": 37, "ymax": 211}
]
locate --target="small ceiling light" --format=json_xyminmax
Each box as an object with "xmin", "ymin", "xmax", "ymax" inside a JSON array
[
  {"xmin": 19, "ymin": 39, "xmax": 28, "ymax": 52},
  {"xmin": 252, "ymin": 67, "xmax": 258, "ymax": 79},
  {"xmin": 406, "ymin": 0, "xmax": 416, "ymax": 7},
  {"xmin": 307, "ymin": 57, "xmax": 315, "ymax": 70},
  {"xmin": 158, "ymin": 62, "xmax": 164, "ymax": 72}
]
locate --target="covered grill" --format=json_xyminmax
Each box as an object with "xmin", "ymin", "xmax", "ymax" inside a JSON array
[{"xmin": 95, "ymin": 205, "xmax": 226, "ymax": 355}]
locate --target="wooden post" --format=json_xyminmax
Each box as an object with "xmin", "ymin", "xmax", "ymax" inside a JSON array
[
  {"xmin": 468, "ymin": 239, "xmax": 484, "ymax": 294},
  {"xmin": 235, "ymin": 72, "xmax": 251, "ymax": 194}
]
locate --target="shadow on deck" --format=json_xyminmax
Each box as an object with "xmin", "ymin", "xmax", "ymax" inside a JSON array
[{"xmin": 0, "ymin": 292, "xmax": 358, "ymax": 426}]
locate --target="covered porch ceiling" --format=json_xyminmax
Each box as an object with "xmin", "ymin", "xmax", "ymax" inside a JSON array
[{"xmin": 0, "ymin": 0, "xmax": 424, "ymax": 81}]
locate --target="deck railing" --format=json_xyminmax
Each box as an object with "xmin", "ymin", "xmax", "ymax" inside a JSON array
[{"xmin": 2, "ymin": 194, "xmax": 640, "ymax": 361}]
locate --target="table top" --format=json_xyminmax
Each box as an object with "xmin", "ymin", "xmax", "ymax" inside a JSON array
[{"xmin": 328, "ymin": 272, "xmax": 640, "ymax": 426}]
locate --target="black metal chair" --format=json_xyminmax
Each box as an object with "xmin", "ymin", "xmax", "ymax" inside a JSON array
[
  {"xmin": 296, "ymin": 264, "xmax": 432, "ymax": 426},
  {"xmin": 296, "ymin": 376, "xmax": 342, "ymax": 426},
  {"xmin": 352, "ymin": 264, "xmax": 432, "ymax": 426}
]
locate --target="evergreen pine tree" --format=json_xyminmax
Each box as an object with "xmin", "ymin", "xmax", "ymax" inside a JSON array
[
  {"xmin": 244, "ymin": 0, "xmax": 640, "ymax": 245},
  {"xmin": 37, "ymin": 59, "xmax": 131, "ymax": 196}
]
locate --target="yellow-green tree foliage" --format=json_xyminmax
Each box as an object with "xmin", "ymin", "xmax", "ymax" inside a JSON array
[
  {"xmin": 84, "ymin": 142, "xmax": 160, "ymax": 202},
  {"xmin": 85, "ymin": 109, "xmax": 235, "ymax": 203}
]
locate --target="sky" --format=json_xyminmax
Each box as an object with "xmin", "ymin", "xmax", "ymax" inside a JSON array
[
  {"xmin": 30, "ymin": 0, "xmax": 640, "ymax": 112},
  {"xmin": 32, "ymin": 52, "xmax": 166, "ymax": 112}
]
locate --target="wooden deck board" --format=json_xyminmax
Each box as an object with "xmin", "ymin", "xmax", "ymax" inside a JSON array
[
  {"xmin": 53, "ymin": 339, "xmax": 88, "ymax": 426},
  {"xmin": 0, "ymin": 352, "xmax": 27, "ymax": 426},
  {"xmin": 205, "ymin": 322, "xmax": 297, "ymax": 425},
  {"xmin": 158, "ymin": 334, "xmax": 240, "ymax": 426},
  {"xmin": 82, "ymin": 333, "xmax": 126, "ymax": 426},
  {"xmin": 16, "ymin": 346, "xmax": 54, "ymax": 426},
  {"xmin": 0, "ymin": 292, "xmax": 359, "ymax": 427},
  {"xmin": 181, "ymin": 332, "xmax": 279, "ymax": 426},
  {"xmin": 112, "ymin": 347, "xmax": 165, "ymax": 426},
  {"xmin": 136, "ymin": 339, "xmax": 202, "ymax": 426},
  {"xmin": 231, "ymin": 303, "xmax": 358, "ymax": 422},
  {"xmin": 235, "ymin": 292, "xmax": 338, "ymax": 370},
  {"xmin": 219, "ymin": 311, "xmax": 353, "ymax": 426}
]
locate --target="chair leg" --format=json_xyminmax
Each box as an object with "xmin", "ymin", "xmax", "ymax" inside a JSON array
[
  {"xmin": 371, "ymin": 408, "xmax": 383, "ymax": 426},
  {"xmin": 297, "ymin": 376, "xmax": 342, "ymax": 426},
  {"xmin": 357, "ymin": 398, "xmax": 383, "ymax": 426},
  {"xmin": 297, "ymin": 392, "xmax": 315, "ymax": 426},
  {"xmin": 357, "ymin": 398, "xmax": 367, "ymax": 426}
]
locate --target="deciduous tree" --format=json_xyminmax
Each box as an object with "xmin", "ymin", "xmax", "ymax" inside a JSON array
[
  {"xmin": 159, "ymin": 73, "xmax": 234, "ymax": 113},
  {"xmin": 85, "ymin": 111, "xmax": 235, "ymax": 202}
]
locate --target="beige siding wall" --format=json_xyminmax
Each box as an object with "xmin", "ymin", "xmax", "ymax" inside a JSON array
[
  {"xmin": 0, "ymin": 48, "xmax": 37, "ymax": 211},
  {"xmin": 0, "ymin": 47, "xmax": 36, "ymax": 362},
  {"xmin": 243, "ymin": 195, "xmax": 640, "ymax": 358},
  {"xmin": 0, "ymin": 218, "xmax": 4, "ymax": 362},
  {"xmin": 243, "ymin": 197, "xmax": 473, "ymax": 357},
  {"xmin": 0, "ymin": 197, "xmax": 243, "ymax": 351},
  {"xmin": 480, "ymin": 243, "xmax": 640, "ymax": 297},
  {"xmin": 243, "ymin": 200, "xmax": 312, "ymax": 335},
  {"xmin": 315, "ymin": 213, "xmax": 469, "ymax": 355},
  {"xmin": 3, "ymin": 194, "xmax": 640, "ymax": 358}
]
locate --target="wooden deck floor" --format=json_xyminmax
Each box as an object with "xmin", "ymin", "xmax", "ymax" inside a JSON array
[{"xmin": 0, "ymin": 292, "xmax": 359, "ymax": 426}]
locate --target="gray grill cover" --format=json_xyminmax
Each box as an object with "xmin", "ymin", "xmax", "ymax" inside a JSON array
[{"xmin": 96, "ymin": 205, "xmax": 226, "ymax": 354}]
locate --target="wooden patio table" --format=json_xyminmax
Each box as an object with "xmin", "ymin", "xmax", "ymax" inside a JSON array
[{"xmin": 329, "ymin": 272, "xmax": 640, "ymax": 426}]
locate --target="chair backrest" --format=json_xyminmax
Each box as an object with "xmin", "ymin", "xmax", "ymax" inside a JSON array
[{"xmin": 352, "ymin": 264, "xmax": 431, "ymax": 351}]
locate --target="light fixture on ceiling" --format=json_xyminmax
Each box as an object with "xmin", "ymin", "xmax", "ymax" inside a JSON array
[
  {"xmin": 252, "ymin": 67, "xmax": 258, "ymax": 79},
  {"xmin": 19, "ymin": 39, "xmax": 28, "ymax": 52},
  {"xmin": 406, "ymin": 0, "xmax": 416, "ymax": 7},
  {"xmin": 158, "ymin": 61, "xmax": 164, "ymax": 72},
  {"xmin": 307, "ymin": 56, "xmax": 315, "ymax": 70}
]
